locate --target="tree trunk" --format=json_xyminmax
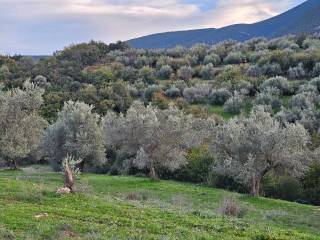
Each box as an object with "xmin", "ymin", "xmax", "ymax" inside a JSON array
[
  {"xmin": 79, "ymin": 160, "xmax": 85, "ymax": 172},
  {"xmin": 251, "ymin": 175, "xmax": 260, "ymax": 197},
  {"xmin": 64, "ymin": 161, "xmax": 75, "ymax": 192},
  {"xmin": 149, "ymin": 166, "xmax": 158, "ymax": 180},
  {"xmin": 10, "ymin": 159, "xmax": 19, "ymax": 170}
]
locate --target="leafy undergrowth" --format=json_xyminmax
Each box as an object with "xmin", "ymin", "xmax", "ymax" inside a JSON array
[{"xmin": 0, "ymin": 169, "xmax": 319, "ymax": 239}]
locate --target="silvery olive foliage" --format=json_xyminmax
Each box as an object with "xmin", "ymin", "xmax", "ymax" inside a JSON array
[
  {"xmin": 223, "ymin": 51, "xmax": 244, "ymax": 64},
  {"xmin": 255, "ymin": 87, "xmax": 282, "ymax": 110},
  {"xmin": 157, "ymin": 65, "xmax": 173, "ymax": 80},
  {"xmin": 260, "ymin": 76, "xmax": 291, "ymax": 95},
  {"xmin": 312, "ymin": 62, "xmax": 320, "ymax": 77},
  {"xmin": 209, "ymin": 88, "xmax": 232, "ymax": 105},
  {"xmin": 203, "ymin": 54, "xmax": 221, "ymax": 66},
  {"xmin": 288, "ymin": 63, "xmax": 306, "ymax": 79},
  {"xmin": 165, "ymin": 86, "xmax": 181, "ymax": 98},
  {"xmin": 0, "ymin": 81, "xmax": 47, "ymax": 168},
  {"xmin": 210, "ymin": 106, "xmax": 310, "ymax": 196},
  {"xmin": 246, "ymin": 65, "xmax": 264, "ymax": 78},
  {"xmin": 177, "ymin": 66, "xmax": 194, "ymax": 82},
  {"xmin": 223, "ymin": 92, "xmax": 244, "ymax": 114},
  {"xmin": 200, "ymin": 63, "xmax": 215, "ymax": 80},
  {"xmin": 103, "ymin": 101, "xmax": 215, "ymax": 179},
  {"xmin": 43, "ymin": 101, "xmax": 105, "ymax": 171},
  {"xmin": 183, "ymin": 84, "xmax": 211, "ymax": 104}
]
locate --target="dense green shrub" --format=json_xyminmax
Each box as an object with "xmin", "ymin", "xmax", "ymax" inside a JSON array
[
  {"xmin": 262, "ymin": 174, "xmax": 303, "ymax": 201},
  {"xmin": 139, "ymin": 66, "xmax": 156, "ymax": 84},
  {"xmin": 175, "ymin": 146, "xmax": 214, "ymax": 183},
  {"xmin": 301, "ymin": 162, "xmax": 320, "ymax": 205}
]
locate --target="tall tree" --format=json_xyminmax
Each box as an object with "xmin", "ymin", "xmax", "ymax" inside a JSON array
[
  {"xmin": 210, "ymin": 106, "xmax": 310, "ymax": 196},
  {"xmin": 43, "ymin": 101, "xmax": 105, "ymax": 171},
  {"xmin": 103, "ymin": 101, "xmax": 214, "ymax": 179},
  {"xmin": 0, "ymin": 81, "xmax": 47, "ymax": 169}
]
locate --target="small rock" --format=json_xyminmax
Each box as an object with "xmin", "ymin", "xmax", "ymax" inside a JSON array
[
  {"xmin": 56, "ymin": 187, "xmax": 71, "ymax": 195},
  {"xmin": 35, "ymin": 213, "xmax": 48, "ymax": 219}
]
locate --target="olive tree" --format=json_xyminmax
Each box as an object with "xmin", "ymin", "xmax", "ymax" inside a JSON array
[
  {"xmin": 178, "ymin": 66, "xmax": 194, "ymax": 82},
  {"xmin": 103, "ymin": 101, "xmax": 213, "ymax": 179},
  {"xmin": 210, "ymin": 106, "xmax": 310, "ymax": 196},
  {"xmin": 43, "ymin": 101, "xmax": 105, "ymax": 171},
  {"xmin": 0, "ymin": 81, "xmax": 47, "ymax": 169}
]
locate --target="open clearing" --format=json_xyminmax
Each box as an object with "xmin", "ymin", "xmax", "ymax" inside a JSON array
[{"xmin": 0, "ymin": 169, "xmax": 319, "ymax": 240}]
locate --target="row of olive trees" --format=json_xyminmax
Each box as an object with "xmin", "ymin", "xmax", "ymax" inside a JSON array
[
  {"xmin": 0, "ymin": 82, "xmax": 316, "ymax": 197},
  {"xmin": 103, "ymin": 101, "xmax": 215, "ymax": 179}
]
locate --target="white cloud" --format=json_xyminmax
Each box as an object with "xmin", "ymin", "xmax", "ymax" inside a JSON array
[
  {"xmin": 200, "ymin": 0, "xmax": 300, "ymax": 28},
  {"xmin": 0, "ymin": 0, "xmax": 306, "ymax": 54}
]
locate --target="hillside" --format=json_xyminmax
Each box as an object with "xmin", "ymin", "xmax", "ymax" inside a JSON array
[
  {"xmin": 0, "ymin": 168, "xmax": 319, "ymax": 239},
  {"xmin": 127, "ymin": 0, "xmax": 320, "ymax": 48}
]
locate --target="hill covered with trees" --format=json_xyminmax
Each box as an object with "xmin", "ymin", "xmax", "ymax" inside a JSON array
[
  {"xmin": 128, "ymin": 0, "xmax": 320, "ymax": 48},
  {"xmin": 1, "ymin": 33, "xmax": 320, "ymax": 207}
]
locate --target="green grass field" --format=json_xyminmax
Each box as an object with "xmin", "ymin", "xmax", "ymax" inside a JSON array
[{"xmin": 0, "ymin": 168, "xmax": 319, "ymax": 240}]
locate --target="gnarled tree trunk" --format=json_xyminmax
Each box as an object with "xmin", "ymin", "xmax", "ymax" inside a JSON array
[
  {"xmin": 149, "ymin": 166, "xmax": 158, "ymax": 180},
  {"xmin": 64, "ymin": 161, "xmax": 75, "ymax": 192},
  {"xmin": 251, "ymin": 174, "xmax": 261, "ymax": 197}
]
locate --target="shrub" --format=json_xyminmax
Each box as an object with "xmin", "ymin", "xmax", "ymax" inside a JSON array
[
  {"xmin": 255, "ymin": 92, "xmax": 282, "ymax": 110},
  {"xmin": 209, "ymin": 88, "xmax": 232, "ymax": 105},
  {"xmin": 119, "ymin": 66, "xmax": 138, "ymax": 83},
  {"xmin": 246, "ymin": 65, "xmax": 263, "ymax": 78},
  {"xmin": 260, "ymin": 76, "xmax": 291, "ymax": 95},
  {"xmin": 309, "ymin": 76, "xmax": 320, "ymax": 92},
  {"xmin": 0, "ymin": 226, "xmax": 14, "ymax": 240},
  {"xmin": 203, "ymin": 54, "xmax": 221, "ymax": 66},
  {"xmin": 312, "ymin": 62, "xmax": 320, "ymax": 77},
  {"xmin": 224, "ymin": 51, "xmax": 243, "ymax": 64},
  {"xmin": 200, "ymin": 63, "xmax": 215, "ymax": 80},
  {"xmin": 139, "ymin": 66, "xmax": 156, "ymax": 84},
  {"xmin": 262, "ymin": 63, "xmax": 282, "ymax": 77},
  {"xmin": 183, "ymin": 84, "xmax": 211, "ymax": 104},
  {"xmin": 165, "ymin": 86, "xmax": 181, "ymax": 98},
  {"xmin": 143, "ymin": 84, "xmax": 161, "ymax": 102},
  {"xmin": 290, "ymin": 93, "xmax": 314, "ymax": 110},
  {"xmin": 32, "ymin": 75, "xmax": 49, "ymax": 88},
  {"xmin": 219, "ymin": 197, "xmax": 247, "ymax": 218},
  {"xmin": 178, "ymin": 66, "xmax": 194, "ymax": 82},
  {"xmin": 157, "ymin": 65, "xmax": 173, "ymax": 80},
  {"xmin": 288, "ymin": 63, "xmax": 306, "ymax": 79},
  {"xmin": 175, "ymin": 146, "xmax": 214, "ymax": 183},
  {"xmin": 223, "ymin": 93, "xmax": 244, "ymax": 114},
  {"xmin": 216, "ymin": 66, "xmax": 243, "ymax": 83},
  {"xmin": 262, "ymin": 174, "xmax": 303, "ymax": 202},
  {"xmin": 152, "ymin": 91, "xmax": 169, "ymax": 110},
  {"xmin": 301, "ymin": 162, "xmax": 320, "ymax": 205},
  {"xmin": 233, "ymin": 80, "xmax": 254, "ymax": 96},
  {"xmin": 125, "ymin": 191, "xmax": 149, "ymax": 201}
]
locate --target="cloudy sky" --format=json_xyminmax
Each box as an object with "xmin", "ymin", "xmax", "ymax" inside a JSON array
[{"xmin": 0, "ymin": 0, "xmax": 306, "ymax": 55}]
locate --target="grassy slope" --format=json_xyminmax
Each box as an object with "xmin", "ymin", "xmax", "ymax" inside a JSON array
[{"xmin": 0, "ymin": 169, "xmax": 319, "ymax": 240}]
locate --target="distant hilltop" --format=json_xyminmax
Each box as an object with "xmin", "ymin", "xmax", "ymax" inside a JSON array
[{"xmin": 127, "ymin": 0, "xmax": 320, "ymax": 49}]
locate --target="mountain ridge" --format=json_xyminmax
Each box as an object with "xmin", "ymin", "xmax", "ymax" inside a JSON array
[{"xmin": 127, "ymin": 0, "xmax": 320, "ymax": 48}]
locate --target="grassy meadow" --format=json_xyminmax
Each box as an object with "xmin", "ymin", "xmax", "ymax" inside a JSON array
[{"xmin": 0, "ymin": 167, "xmax": 319, "ymax": 240}]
